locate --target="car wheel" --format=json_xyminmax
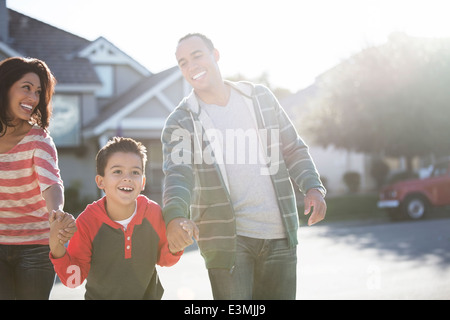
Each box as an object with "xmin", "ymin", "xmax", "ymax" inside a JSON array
[{"xmin": 402, "ymin": 196, "xmax": 428, "ymax": 220}]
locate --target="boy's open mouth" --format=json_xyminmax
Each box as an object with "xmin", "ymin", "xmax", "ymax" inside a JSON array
[{"xmin": 118, "ymin": 187, "xmax": 134, "ymax": 192}]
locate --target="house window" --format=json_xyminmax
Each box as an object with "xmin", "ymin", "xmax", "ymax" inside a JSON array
[
  {"xmin": 49, "ymin": 94, "xmax": 81, "ymax": 147},
  {"xmin": 94, "ymin": 65, "xmax": 114, "ymax": 97}
]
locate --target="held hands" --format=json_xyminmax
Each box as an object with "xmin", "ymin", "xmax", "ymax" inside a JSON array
[
  {"xmin": 49, "ymin": 210, "xmax": 77, "ymax": 258},
  {"xmin": 49, "ymin": 210, "xmax": 77, "ymax": 244},
  {"xmin": 167, "ymin": 217, "xmax": 199, "ymax": 254},
  {"xmin": 304, "ymin": 189, "xmax": 327, "ymax": 226}
]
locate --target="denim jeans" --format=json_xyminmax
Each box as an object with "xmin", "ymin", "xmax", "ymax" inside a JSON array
[
  {"xmin": 0, "ymin": 244, "xmax": 55, "ymax": 300},
  {"xmin": 208, "ymin": 236, "xmax": 297, "ymax": 300}
]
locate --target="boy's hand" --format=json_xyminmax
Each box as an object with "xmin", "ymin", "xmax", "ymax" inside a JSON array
[
  {"xmin": 167, "ymin": 218, "xmax": 199, "ymax": 253},
  {"xmin": 49, "ymin": 210, "xmax": 77, "ymax": 244},
  {"xmin": 49, "ymin": 211, "xmax": 75, "ymax": 259}
]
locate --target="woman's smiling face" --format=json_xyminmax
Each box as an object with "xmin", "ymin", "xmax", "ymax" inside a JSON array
[{"xmin": 7, "ymin": 72, "xmax": 41, "ymax": 123}]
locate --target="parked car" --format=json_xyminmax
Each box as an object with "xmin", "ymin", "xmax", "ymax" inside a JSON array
[{"xmin": 378, "ymin": 160, "xmax": 450, "ymax": 220}]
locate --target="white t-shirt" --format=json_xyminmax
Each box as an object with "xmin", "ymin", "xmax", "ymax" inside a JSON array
[
  {"xmin": 115, "ymin": 204, "xmax": 137, "ymax": 230},
  {"xmin": 200, "ymin": 89, "xmax": 285, "ymax": 239}
]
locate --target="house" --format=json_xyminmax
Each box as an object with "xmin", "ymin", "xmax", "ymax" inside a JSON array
[
  {"xmin": 1, "ymin": 1, "xmax": 188, "ymax": 209},
  {"xmin": 280, "ymin": 81, "xmax": 374, "ymax": 195}
]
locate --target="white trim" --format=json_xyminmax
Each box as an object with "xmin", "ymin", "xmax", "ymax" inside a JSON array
[
  {"xmin": 156, "ymin": 92, "xmax": 175, "ymax": 112},
  {"xmin": 119, "ymin": 118, "xmax": 167, "ymax": 130},
  {"xmin": 0, "ymin": 42, "xmax": 22, "ymax": 57},
  {"xmin": 77, "ymin": 37, "xmax": 151, "ymax": 77},
  {"xmin": 55, "ymin": 83, "xmax": 101, "ymax": 93},
  {"xmin": 84, "ymin": 70, "xmax": 182, "ymax": 138}
]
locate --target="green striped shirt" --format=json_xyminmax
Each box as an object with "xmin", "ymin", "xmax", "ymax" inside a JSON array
[{"xmin": 161, "ymin": 81, "xmax": 325, "ymax": 269}]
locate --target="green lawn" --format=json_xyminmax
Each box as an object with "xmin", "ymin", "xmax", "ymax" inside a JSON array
[{"xmin": 298, "ymin": 193, "xmax": 386, "ymax": 225}]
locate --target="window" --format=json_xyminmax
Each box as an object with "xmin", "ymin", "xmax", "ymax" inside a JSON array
[
  {"xmin": 432, "ymin": 162, "xmax": 449, "ymax": 177},
  {"xmin": 49, "ymin": 94, "xmax": 81, "ymax": 147}
]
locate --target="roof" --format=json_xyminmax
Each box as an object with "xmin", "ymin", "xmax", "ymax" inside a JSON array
[
  {"xmin": 7, "ymin": 10, "xmax": 101, "ymax": 85},
  {"xmin": 83, "ymin": 66, "xmax": 182, "ymax": 137}
]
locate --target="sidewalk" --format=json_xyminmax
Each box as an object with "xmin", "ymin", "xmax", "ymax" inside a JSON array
[{"xmin": 49, "ymin": 246, "xmax": 212, "ymax": 300}]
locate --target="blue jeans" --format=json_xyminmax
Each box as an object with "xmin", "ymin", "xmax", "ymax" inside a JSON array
[
  {"xmin": 208, "ymin": 236, "xmax": 297, "ymax": 300},
  {"xmin": 0, "ymin": 245, "xmax": 55, "ymax": 300}
]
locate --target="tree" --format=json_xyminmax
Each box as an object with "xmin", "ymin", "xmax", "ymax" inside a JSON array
[
  {"xmin": 227, "ymin": 72, "xmax": 292, "ymax": 100},
  {"xmin": 305, "ymin": 33, "xmax": 450, "ymax": 171}
]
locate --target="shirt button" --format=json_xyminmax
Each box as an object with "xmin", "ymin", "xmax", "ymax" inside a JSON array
[
  {"xmin": 127, "ymin": 236, "xmax": 131, "ymax": 241},
  {"xmin": 126, "ymin": 245, "xmax": 130, "ymax": 250}
]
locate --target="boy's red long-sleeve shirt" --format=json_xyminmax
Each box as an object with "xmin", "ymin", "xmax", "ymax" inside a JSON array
[{"xmin": 50, "ymin": 195, "xmax": 181, "ymax": 299}]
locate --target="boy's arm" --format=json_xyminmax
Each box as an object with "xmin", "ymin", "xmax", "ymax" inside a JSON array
[
  {"xmin": 149, "ymin": 203, "xmax": 184, "ymax": 267},
  {"xmin": 49, "ymin": 217, "xmax": 92, "ymax": 288},
  {"xmin": 49, "ymin": 209, "xmax": 77, "ymax": 245},
  {"xmin": 49, "ymin": 212, "xmax": 72, "ymax": 259},
  {"xmin": 44, "ymin": 185, "xmax": 77, "ymax": 243}
]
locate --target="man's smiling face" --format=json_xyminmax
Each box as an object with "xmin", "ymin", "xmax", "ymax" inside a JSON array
[{"xmin": 176, "ymin": 36, "xmax": 221, "ymax": 93}]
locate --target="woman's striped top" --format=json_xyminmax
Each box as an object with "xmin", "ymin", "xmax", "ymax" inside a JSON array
[{"xmin": 0, "ymin": 126, "xmax": 63, "ymax": 245}]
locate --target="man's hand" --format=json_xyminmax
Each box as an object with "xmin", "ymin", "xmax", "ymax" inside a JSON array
[
  {"xmin": 167, "ymin": 217, "xmax": 199, "ymax": 253},
  {"xmin": 304, "ymin": 189, "xmax": 327, "ymax": 226}
]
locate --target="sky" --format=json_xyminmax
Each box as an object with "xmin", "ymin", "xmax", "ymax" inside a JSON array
[{"xmin": 6, "ymin": 0, "xmax": 450, "ymax": 92}]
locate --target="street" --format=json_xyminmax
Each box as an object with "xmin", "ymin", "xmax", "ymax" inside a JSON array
[
  {"xmin": 50, "ymin": 217, "xmax": 450, "ymax": 300},
  {"xmin": 296, "ymin": 217, "xmax": 450, "ymax": 299}
]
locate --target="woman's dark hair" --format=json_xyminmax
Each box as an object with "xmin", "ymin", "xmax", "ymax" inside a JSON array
[{"xmin": 0, "ymin": 57, "xmax": 56, "ymax": 136}]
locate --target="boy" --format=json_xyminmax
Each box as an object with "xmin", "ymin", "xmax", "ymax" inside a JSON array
[{"xmin": 49, "ymin": 137, "xmax": 191, "ymax": 299}]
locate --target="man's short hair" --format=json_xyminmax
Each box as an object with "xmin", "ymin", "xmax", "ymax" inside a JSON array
[{"xmin": 178, "ymin": 33, "xmax": 215, "ymax": 51}]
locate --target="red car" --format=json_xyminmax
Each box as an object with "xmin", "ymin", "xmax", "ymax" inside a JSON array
[{"xmin": 378, "ymin": 160, "xmax": 450, "ymax": 220}]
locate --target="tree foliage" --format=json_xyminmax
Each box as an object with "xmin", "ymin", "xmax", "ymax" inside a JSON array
[
  {"xmin": 227, "ymin": 72, "xmax": 292, "ymax": 100},
  {"xmin": 305, "ymin": 33, "xmax": 450, "ymax": 169}
]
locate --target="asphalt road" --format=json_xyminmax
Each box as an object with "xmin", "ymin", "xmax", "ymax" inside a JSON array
[
  {"xmin": 296, "ymin": 217, "xmax": 450, "ymax": 299},
  {"xmin": 50, "ymin": 216, "xmax": 450, "ymax": 300}
]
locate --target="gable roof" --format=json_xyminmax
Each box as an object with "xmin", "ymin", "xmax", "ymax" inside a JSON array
[
  {"xmin": 6, "ymin": 10, "xmax": 100, "ymax": 85},
  {"xmin": 4, "ymin": 9, "xmax": 151, "ymax": 87},
  {"xmin": 77, "ymin": 36, "xmax": 151, "ymax": 77},
  {"xmin": 83, "ymin": 66, "xmax": 183, "ymax": 138}
]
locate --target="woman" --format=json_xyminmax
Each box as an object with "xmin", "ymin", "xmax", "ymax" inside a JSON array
[{"xmin": 0, "ymin": 57, "xmax": 74, "ymax": 299}]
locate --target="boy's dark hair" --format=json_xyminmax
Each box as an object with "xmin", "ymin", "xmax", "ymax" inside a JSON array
[
  {"xmin": 96, "ymin": 137, "xmax": 147, "ymax": 176},
  {"xmin": 178, "ymin": 33, "xmax": 215, "ymax": 51},
  {"xmin": 0, "ymin": 57, "xmax": 56, "ymax": 136}
]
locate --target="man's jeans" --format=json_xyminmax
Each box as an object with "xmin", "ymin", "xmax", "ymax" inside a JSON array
[
  {"xmin": 208, "ymin": 236, "xmax": 297, "ymax": 299},
  {"xmin": 0, "ymin": 244, "xmax": 55, "ymax": 300}
]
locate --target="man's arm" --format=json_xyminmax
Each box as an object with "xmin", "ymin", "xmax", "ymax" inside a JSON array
[
  {"xmin": 161, "ymin": 115, "xmax": 198, "ymax": 251},
  {"xmin": 260, "ymin": 86, "xmax": 327, "ymax": 224}
]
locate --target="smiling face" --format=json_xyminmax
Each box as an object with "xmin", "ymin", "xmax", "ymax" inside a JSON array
[
  {"xmin": 7, "ymin": 72, "xmax": 41, "ymax": 124},
  {"xmin": 175, "ymin": 35, "xmax": 222, "ymax": 94},
  {"xmin": 95, "ymin": 151, "xmax": 146, "ymax": 210}
]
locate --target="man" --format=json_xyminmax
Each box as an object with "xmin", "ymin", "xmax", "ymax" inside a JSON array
[{"xmin": 161, "ymin": 33, "xmax": 326, "ymax": 299}]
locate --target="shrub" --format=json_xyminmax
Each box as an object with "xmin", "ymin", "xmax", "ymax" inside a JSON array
[{"xmin": 343, "ymin": 171, "xmax": 361, "ymax": 193}]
